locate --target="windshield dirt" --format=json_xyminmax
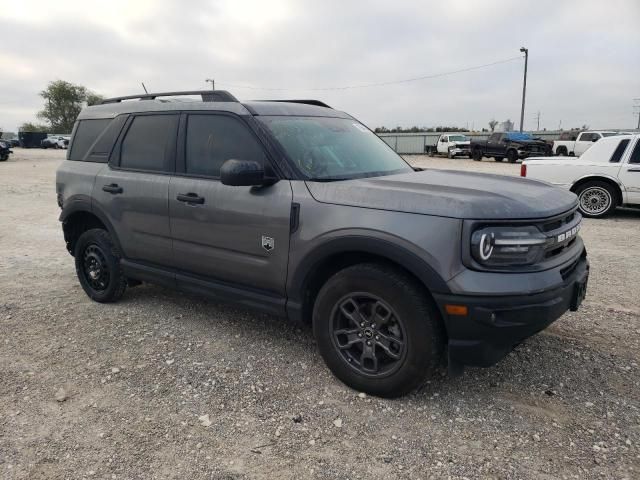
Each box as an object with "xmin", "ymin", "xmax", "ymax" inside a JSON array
[{"xmin": 258, "ymin": 116, "xmax": 413, "ymax": 181}]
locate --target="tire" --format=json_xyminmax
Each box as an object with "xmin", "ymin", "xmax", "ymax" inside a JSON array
[
  {"xmin": 575, "ymin": 181, "xmax": 618, "ymax": 218},
  {"xmin": 312, "ymin": 263, "xmax": 445, "ymax": 398},
  {"xmin": 471, "ymin": 148, "xmax": 483, "ymax": 161},
  {"xmin": 506, "ymin": 149, "xmax": 518, "ymax": 163},
  {"xmin": 74, "ymin": 229, "xmax": 127, "ymax": 302},
  {"xmin": 447, "ymin": 148, "xmax": 454, "ymax": 159},
  {"xmin": 493, "ymin": 156, "xmax": 504, "ymax": 162},
  {"xmin": 0, "ymin": 155, "xmax": 7, "ymax": 161},
  {"xmin": 556, "ymin": 147, "xmax": 568, "ymax": 156}
]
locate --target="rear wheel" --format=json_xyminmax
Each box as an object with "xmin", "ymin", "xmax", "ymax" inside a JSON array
[
  {"xmin": 556, "ymin": 146, "xmax": 568, "ymax": 156},
  {"xmin": 575, "ymin": 181, "xmax": 617, "ymax": 218},
  {"xmin": 313, "ymin": 263, "xmax": 444, "ymax": 398},
  {"xmin": 506, "ymin": 149, "xmax": 518, "ymax": 163},
  {"xmin": 74, "ymin": 229, "xmax": 127, "ymax": 302},
  {"xmin": 472, "ymin": 148, "xmax": 483, "ymax": 161}
]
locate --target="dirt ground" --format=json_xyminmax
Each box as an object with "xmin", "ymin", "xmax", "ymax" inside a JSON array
[{"xmin": 1, "ymin": 149, "xmax": 639, "ymax": 479}]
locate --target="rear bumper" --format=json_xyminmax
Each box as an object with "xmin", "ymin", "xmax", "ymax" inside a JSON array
[{"xmin": 433, "ymin": 254, "xmax": 589, "ymax": 368}]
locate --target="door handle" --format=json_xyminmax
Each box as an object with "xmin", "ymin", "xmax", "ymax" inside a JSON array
[
  {"xmin": 102, "ymin": 183, "xmax": 123, "ymax": 194},
  {"xmin": 627, "ymin": 167, "xmax": 640, "ymax": 172},
  {"xmin": 176, "ymin": 193, "xmax": 205, "ymax": 204}
]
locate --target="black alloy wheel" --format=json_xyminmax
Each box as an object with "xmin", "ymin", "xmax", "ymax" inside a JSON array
[
  {"xmin": 330, "ymin": 293, "xmax": 407, "ymax": 377},
  {"xmin": 313, "ymin": 263, "xmax": 444, "ymax": 398}
]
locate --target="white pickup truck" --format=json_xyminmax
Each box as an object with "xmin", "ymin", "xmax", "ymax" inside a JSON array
[
  {"xmin": 552, "ymin": 130, "xmax": 619, "ymax": 157},
  {"xmin": 427, "ymin": 134, "xmax": 471, "ymax": 158},
  {"xmin": 522, "ymin": 134, "xmax": 640, "ymax": 218}
]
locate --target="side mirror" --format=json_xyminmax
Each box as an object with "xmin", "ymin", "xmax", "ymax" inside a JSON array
[{"xmin": 220, "ymin": 159, "xmax": 267, "ymax": 186}]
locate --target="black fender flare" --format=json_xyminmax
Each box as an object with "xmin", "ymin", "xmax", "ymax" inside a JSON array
[
  {"xmin": 59, "ymin": 197, "xmax": 124, "ymax": 254},
  {"xmin": 286, "ymin": 235, "xmax": 451, "ymax": 322}
]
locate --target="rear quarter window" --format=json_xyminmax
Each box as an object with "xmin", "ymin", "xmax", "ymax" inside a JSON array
[
  {"xmin": 69, "ymin": 119, "xmax": 111, "ymax": 161},
  {"xmin": 609, "ymin": 139, "xmax": 630, "ymax": 163}
]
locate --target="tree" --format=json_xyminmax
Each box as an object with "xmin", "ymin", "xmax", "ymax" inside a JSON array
[
  {"xmin": 86, "ymin": 92, "xmax": 105, "ymax": 106},
  {"xmin": 488, "ymin": 119, "xmax": 498, "ymax": 132},
  {"xmin": 19, "ymin": 122, "xmax": 49, "ymax": 132},
  {"xmin": 36, "ymin": 80, "xmax": 103, "ymax": 133},
  {"xmin": 502, "ymin": 119, "xmax": 514, "ymax": 132}
]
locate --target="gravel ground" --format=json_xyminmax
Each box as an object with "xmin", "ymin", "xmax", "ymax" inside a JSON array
[{"xmin": 1, "ymin": 149, "xmax": 639, "ymax": 480}]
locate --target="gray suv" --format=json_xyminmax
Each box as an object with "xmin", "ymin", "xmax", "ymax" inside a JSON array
[{"xmin": 56, "ymin": 90, "xmax": 589, "ymax": 397}]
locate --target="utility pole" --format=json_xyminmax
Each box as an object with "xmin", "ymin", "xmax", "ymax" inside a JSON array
[
  {"xmin": 534, "ymin": 111, "xmax": 541, "ymax": 131},
  {"xmin": 205, "ymin": 78, "xmax": 215, "ymax": 90},
  {"xmin": 519, "ymin": 47, "xmax": 528, "ymax": 132},
  {"xmin": 634, "ymin": 98, "xmax": 640, "ymax": 130}
]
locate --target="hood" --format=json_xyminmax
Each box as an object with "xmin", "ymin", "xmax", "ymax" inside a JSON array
[
  {"xmin": 305, "ymin": 169, "xmax": 577, "ymax": 220},
  {"xmin": 511, "ymin": 139, "xmax": 547, "ymax": 146}
]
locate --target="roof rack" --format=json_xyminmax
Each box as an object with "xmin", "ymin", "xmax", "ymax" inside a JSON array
[
  {"xmin": 100, "ymin": 90, "xmax": 238, "ymax": 104},
  {"xmin": 259, "ymin": 99, "xmax": 332, "ymax": 109}
]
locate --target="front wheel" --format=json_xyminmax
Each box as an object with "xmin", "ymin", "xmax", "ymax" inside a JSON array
[
  {"xmin": 575, "ymin": 181, "xmax": 617, "ymax": 218},
  {"xmin": 74, "ymin": 229, "xmax": 127, "ymax": 302},
  {"xmin": 447, "ymin": 148, "xmax": 454, "ymax": 159},
  {"xmin": 313, "ymin": 263, "xmax": 445, "ymax": 398}
]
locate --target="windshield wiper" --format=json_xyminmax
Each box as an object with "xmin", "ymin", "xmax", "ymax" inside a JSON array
[{"xmin": 308, "ymin": 177, "xmax": 351, "ymax": 182}]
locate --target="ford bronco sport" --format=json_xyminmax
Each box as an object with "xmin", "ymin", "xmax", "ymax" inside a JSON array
[{"xmin": 56, "ymin": 90, "xmax": 589, "ymax": 397}]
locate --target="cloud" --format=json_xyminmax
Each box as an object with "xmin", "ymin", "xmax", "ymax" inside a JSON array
[{"xmin": 0, "ymin": 0, "xmax": 638, "ymax": 132}]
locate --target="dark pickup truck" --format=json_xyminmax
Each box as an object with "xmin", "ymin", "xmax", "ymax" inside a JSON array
[{"xmin": 471, "ymin": 132, "xmax": 551, "ymax": 163}]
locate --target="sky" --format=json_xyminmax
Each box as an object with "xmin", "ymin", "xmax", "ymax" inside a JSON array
[{"xmin": 1, "ymin": 0, "xmax": 639, "ymax": 133}]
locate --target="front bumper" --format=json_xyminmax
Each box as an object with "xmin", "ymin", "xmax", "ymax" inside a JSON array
[
  {"xmin": 433, "ymin": 253, "xmax": 589, "ymax": 368},
  {"xmin": 451, "ymin": 147, "xmax": 471, "ymax": 156},
  {"xmin": 517, "ymin": 148, "xmax": 547, "ymax": 158}
]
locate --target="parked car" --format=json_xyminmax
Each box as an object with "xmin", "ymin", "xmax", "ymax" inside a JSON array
[
  {"xmin": 522, "ymin": 134, "xmax": 640, "ymax": 218},
  {"xmin": 471, "ymin": 132, "xmax": 550, "ymax": 163},
  {"xmin": 57, "ymin": 89, "xmax": 589, "ymax": 397},
  {"xmin": 426, "ymin": 134, "xmax": 471, "ymax": 158},
  {"xmin": 42, "ymin": 136, "xmax": 69, "ymax": 149},
  {"xmin": 0, "ymin": 140, "xmax": 13, "ymax": 161},
  {"xmin": 552, "ymin": 130, "xmax": 618, "ymax": 157}
]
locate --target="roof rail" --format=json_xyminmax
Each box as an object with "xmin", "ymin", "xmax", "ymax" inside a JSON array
[
  {"xmin": 260, "ymin": 99, "xmax": 332, "ymax": 109},
  {"xmin": 100, "ymin": 90, "xmax": 238, "ymax": 104}
]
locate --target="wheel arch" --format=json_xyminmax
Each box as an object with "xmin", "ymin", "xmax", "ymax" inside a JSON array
[
  {"xmin": 60, "ymin": 202, "xmax": 122, "ymax": 256},
  {"xmin": 570, "ymin": 175, "xmax": 623, "ymax": 206},
  {"xmin": 286, "ymin": 237, "xmax": 450, "ymax": 324}
]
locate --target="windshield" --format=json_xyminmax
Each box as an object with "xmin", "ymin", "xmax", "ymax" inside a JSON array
[
  {"xmin": 448, "ymin": 135, "xmax": 469, "ymax": 142},
  {"xmin": 258, "ymin": 116, "xmax": 413, "ymax": 181}
]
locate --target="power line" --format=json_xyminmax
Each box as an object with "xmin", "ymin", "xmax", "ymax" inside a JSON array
[{"xmin": 217, "ymin": 55, "xmax": 524, "ymax": 91}]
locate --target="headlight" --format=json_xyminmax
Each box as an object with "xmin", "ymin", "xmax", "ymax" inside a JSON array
[{"xmin": 471, "ymin": 225, "xmax": 547, "ymax": 266}]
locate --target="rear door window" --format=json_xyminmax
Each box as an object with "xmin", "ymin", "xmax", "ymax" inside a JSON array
[
  {"xmin": 120, "ymin": 114, "xmax": 178, "ymax": 172},
  {"xmin": 184, "ymin": 114, "xmax": 267, "ymax": 178},
  {"xmin": 69, "ymin": 119, "xmax": 111, "ymax": 160}
]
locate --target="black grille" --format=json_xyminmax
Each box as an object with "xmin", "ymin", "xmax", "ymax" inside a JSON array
[{"xmin": 540, "ymin": 209, "xmax": 582, "ymax": 259}]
